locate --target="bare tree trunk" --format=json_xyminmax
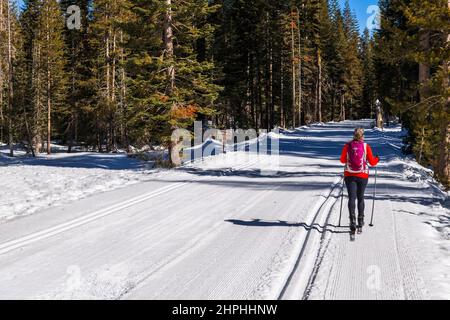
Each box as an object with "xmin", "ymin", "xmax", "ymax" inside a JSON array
[
  {"xmin": 164, "ymin": 0, "xmax": 175, "ymax": 164},
  {"xmin": 105, "ymin": 11, "xmax": 111, "ymax": 152},
  {"xmin": 0, "ymin": 82, "xmax": 3, "ymax": 143},
  {"xmin": 0, "ymin": 0, "xmax": 3, "ymax": 143},
  {"xmin": 23, "ymin": 105, "xmax": 35, "ymax": 157},
  {"xmin": 267, "ymin": 44, "xmax": 273, "ymax": 129},
  {"xmin": 111, "ymin": 33, "xmax": 116, "ymax": 104},
  {"xmin": 68, "ymin": 36, "xmax": 75, "ymax": 153},
  {"xmin": 291, "ymin": 12, "xmax": 297, "ymax": 128},
  {"xmin": 96, "ymin": 112, "xmax": 102, "ymax": 152},
  {"xmin": 46, "ymin": 55, "xmax": 51, "ymax": 154},
  {"xmin": 248, "ymin": 52, "xmax": 256, "ymax": 129},
  {"xmin": 291, "ymin": 10, "xmax": 296, "ymax": 128},
  {"xmin": 44, "ymin": 4, "xmax": 52, "ymax": 155},
  {"xmin": 265, "ymin": 12, "xmax": 273, "ymax": 130},
  {"xmin": 438, "ymin": 123, "xmax": 449, "ymax": 187},
  {"xmin": 256, "ymin": 59, "xmax": 262, "ymax": 129},
  {"xmin": 331, "ymin": 84, "xmax": 335, "ymax": 121},
  {"xmin": 418, "ymin": 31, "xmax": 430, "ymax": 97},
  {"xmin": 165, "ymin": 0, "xmax": 175, "ymax": 94},
  {"xmin": 418, "ymin": 126, "xmax": 425, "ymax": 164},
  {"xmin": 246, "ymin": 51, "xmax": 256, "ymax": 129},
  {"xmin": 280, "ymin": 54, "xmax": 285, "ymax": 128},
  {"xmin": 108, "ymin": 31, "xmax": 117, "ymax": 151},
  {"xmin": 7, "ymin": 0, "xmax": 13, "ymax": 156},
  {"xmin": 314, "ymin": 79, "xmax": 318, "ymax": 122},
  {"xmin": 33, "ymin": 43, "xmax": 43, "ymax": 154},
  {"xmin": 317, "ymin": 48, "xmax": 322, "ymax": 123},
  {"xmin": 119, "ymin": 31, "xmax": 129, "ymax": 152},
  {"xmin": 297, "ymin": 8, "xmax": 302, "ymax": 126},
  {"xmin": 105, "ymin": 10, "xmax": 110, "ymax": 100},
  {"xmin": 340, "ymin": 93, "xmax": 345, "ymax": 121}
]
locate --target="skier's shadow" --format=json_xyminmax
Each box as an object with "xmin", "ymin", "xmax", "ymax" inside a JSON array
[{"xmin": 225, "ymin": 218, "xmax": 349, "ymax": 234}]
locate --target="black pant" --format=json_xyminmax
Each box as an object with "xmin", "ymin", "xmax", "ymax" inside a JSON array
[{"xmin": 344, "ymin": 176, "xmax": 368, "ymax": 231}]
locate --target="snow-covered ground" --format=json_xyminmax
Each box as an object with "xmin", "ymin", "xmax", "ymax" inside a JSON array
[
  {"xmin": 0, "ymin": 120, "xmax": 448, "ymax": 299},
  {"xmin": 0, "ymin": 148, "xmax": 157, "ymax": 221}
]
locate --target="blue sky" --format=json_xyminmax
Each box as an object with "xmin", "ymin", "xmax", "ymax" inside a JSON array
[
  {"xmin": 15, "ymin": 0, "xmax": 377, "ymax": 34},
  {"xmin": 339, "ymin": 0, "xmax": 380, "ymax": 33}
]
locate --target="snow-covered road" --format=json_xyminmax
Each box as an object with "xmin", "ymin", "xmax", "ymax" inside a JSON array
[{"xmin": 0, "ymin": 120, "xmax": 448, "ymax": 299}]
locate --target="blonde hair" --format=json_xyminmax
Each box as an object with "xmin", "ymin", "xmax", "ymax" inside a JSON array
[{"xmin": 354, "ymin": 127, "xmax": 364, "ymax": 141}]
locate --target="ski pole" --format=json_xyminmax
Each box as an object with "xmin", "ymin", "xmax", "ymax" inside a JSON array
[
  {"xmin": 338, "ymin": 174, "xmax": 344, "ymax": 227},
  {"xmin": 369, "ymin": 166, "xmax": 377, "ymax": 227}
]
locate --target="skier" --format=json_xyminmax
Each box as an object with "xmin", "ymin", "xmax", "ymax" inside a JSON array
[{"xmin": 340, "ymin": 127, "xmax": 379, "ymax": 239}]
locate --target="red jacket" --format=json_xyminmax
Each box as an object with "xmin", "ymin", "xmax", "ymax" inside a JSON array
[{"xmin": 340, "ymin": 141, "xmax": 379, "ymax": 179}]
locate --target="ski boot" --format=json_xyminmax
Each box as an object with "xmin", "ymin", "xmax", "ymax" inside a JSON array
[
  {"xmin": 350, "ymin": 229, "xmax": 356, "ymax": 241},
  {"xmin": 357, "ymin": 219, "xmax": 364, "ymax": 234}
]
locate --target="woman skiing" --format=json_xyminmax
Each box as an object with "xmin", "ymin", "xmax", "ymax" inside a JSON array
[{"xmin": 340, "ymin": 127, "xmax": 379, "ymax": 237}]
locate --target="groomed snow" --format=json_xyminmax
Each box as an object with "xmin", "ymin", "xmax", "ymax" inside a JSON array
[{"xmin": 0, "ymin": 120, "xmax": 448, "ymax": 299}]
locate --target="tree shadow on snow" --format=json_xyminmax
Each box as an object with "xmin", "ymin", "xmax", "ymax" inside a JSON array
[
  {"xmin": 149, "ymin": 177, "xmax": 344, "ymax": 192},
  {"xmin": 0, "ymin": 153, "xmax": 145, "ymax": 170},
  {"xmin": 177, "ymin": 166, "xmax": 344, "ymax": 179}
]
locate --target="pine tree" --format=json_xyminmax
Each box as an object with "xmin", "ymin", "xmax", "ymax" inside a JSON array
[
  {"xmin": 326, "ymin": 0, "xmax": 346, "ymax": 121},
  {"xmin": 212, "ymin": 0, "xmax": 365, "ymax": 129},
  {"xmin": 403, "ymin": 0, "xmax": 450, "ymax": 187},
  {"xmin": 35, "ymin": 0, "xmax": 67, "ymax": 154},
  {"xmin": 360, "ymin": 28, "xmax": 376, "ymax": 118},
  {"xmin": 60, "ymin": 0, "xmax": 94, "ymax": 152},
  {"xmin": 0, "ymin": 0, "xmax": 23, "ymax": 156},
  {"xmin": 90, "ymin": 0, "xmax": 130, "ymax": 152},
  {"xmin": 215, "ymin": 0, "xmax": 265, "ymax": 129},
  {"xmin": 122, "ymin": 0, "xmax": 221, "ymax": 156},
  {"xmin": 12, "ymin": 0, "xmax": 448, "ymax": 176},
  {"xmin": 342, "ymin": 0, "xmax": 362, "ymax": 119},
  {"xmin": 374, "ymin": 0, "xmax": 449, "ymax": 188},
  {"xmin": 316, "ymin": 0, "xmax": 333, "ymax": 122}
]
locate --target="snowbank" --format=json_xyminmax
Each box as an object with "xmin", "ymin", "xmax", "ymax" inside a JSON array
[{"xmin": 0, "ymin": 152, "xmax": 156, "ymax": 221}]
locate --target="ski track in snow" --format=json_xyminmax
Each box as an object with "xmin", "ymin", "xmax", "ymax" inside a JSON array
[
  {"xmin": 0, "ymin": 120, "xmax": 448, "ymax": 299},
  {"xmin": 277, "ymin": 175, "xmax": 344, "ymax": 300}
]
